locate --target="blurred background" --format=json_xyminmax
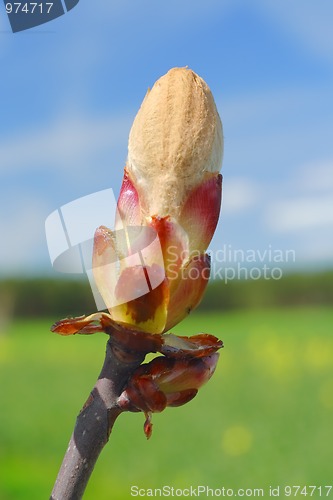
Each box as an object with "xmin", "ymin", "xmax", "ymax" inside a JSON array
[{"xmin": 0, "ymin": 1, "xmax": 332, "ymax": 498}]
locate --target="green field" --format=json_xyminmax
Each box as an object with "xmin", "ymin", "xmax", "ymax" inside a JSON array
[{"xmin": 1, "ymin": 308, "xmax": 333, "ymax": 499}]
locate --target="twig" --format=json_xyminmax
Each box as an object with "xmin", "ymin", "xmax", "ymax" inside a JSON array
[{"xmin": 50, "ymin": 337, "xmax": 145, "ymax": 500}]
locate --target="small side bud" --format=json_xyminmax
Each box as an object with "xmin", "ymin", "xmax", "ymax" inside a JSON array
[{"xmin": 118, "ymin": 353, "xmax": 219, "ymax": 438}]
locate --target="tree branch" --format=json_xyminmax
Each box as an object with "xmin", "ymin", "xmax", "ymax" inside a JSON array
[{"xmin": 50, "ymin": 337, "xmax": 145, "ymax": 500}]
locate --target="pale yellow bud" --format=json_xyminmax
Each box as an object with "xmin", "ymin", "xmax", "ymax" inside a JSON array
[{"xmin": 127, "ymin": 67, "xmax": 223, "ymax": 218}]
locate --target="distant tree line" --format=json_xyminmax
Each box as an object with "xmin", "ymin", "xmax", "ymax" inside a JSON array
[
  {"xmin": 0, "ymin": 270, "xmax": 332, "ymax": 319},
  {"xmin": 200, "ymin": 270, "xmax": 333, "ymax": 311}
]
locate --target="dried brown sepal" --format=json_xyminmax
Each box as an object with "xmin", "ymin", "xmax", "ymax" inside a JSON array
[
  {"xmin": 50, "ymin": 314, "xmax": 108, "ymax": 336},
  {"xmin": 51, "ymin": 313, "xmax": 222, "ymax": 363},
  {"xmin": 161, "ymin": 332, "xmax": 223, "ymax": 358}
]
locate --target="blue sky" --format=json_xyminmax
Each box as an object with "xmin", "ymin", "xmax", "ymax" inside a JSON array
[{"xmin": 1, "ymin": 0, "xmax": 333, "ymax": 276}]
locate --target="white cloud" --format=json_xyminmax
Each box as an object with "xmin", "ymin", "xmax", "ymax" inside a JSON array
[
  {"xmin": 296, "ymin": 237, "xmax": 333, "ymax": 263},
  {"xmin": 255, "ymin": 0, "xmax": 333, "ymax": 62},
  {"xmin": 0, "ymin": 197, "xmax": 49, "ymax": 272},
  {"xmin": 218, "ymin": 82, "xmax": 332, "ymax": 134},
  {"xmin": 266, "ymin": 196, "xmax": 333, "ymax": 232},
  {"xmin": 265, "ymin": 159, "xmax": 333, "ymax": 236},
  {"xmin": 222, "ymin": 177, "xmax": 260, "ymax": 214},
  {"xmin": 0, "ymin": 111, "xmax": 130, "ymax": 174},
  {"xmin": 296, "ymin": 161, "xmax": 333, "ymax": 192},
  {"xmin": 0, "ymin": 109, "xmax": 133, "ymax": 274}
]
